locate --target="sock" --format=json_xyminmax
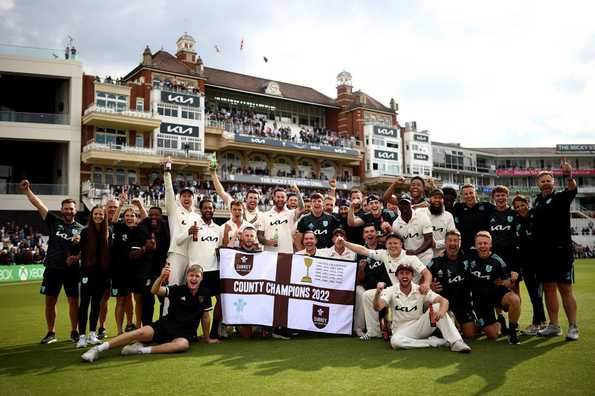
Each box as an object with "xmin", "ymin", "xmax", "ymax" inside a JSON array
[
  {"xmin": 97, "ymin": 342, "xmax": 110, "ymax": 352},
  {"xmin": 509, "ymin": 323, "xmax": 518, "ymax": 331},
  {"xmin": 140, "ymin": 346, "xmax": 152, "ymax": 354}
]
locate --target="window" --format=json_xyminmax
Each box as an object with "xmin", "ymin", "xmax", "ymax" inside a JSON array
[
  {"xmin": 157, "ymin": 103, "xmax": 178, "ymax": 117},
  {"xmin": 136, "ymin": 98, "xmax": 144, "ymax": 112},
  {"xmin": 95, "ymin": 127, "xmax": 127, "ymax": 146},
  {"xmin": 96, "ymin": 91, "xmax": 127, "ymax": 112},
  {"xmin": 128, "ymin": 171, "xmax": 137, "ymax": 185},
  {"xmin": 157, "ymin": 134, "xmax": 178, "ymax": 149},
  {"xmin": 181, "ymin": 106, "xmax": 200, "ymax": 120},
  {"xmin": 180, "ymin": 137, "xmax": 201, "ymax": 151},
  {"xmin": 135, "ymin": 134, "xmax": 144, "ymax": 147}
]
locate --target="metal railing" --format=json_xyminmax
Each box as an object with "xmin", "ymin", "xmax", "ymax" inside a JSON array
[
  {"xmin": 83, "ymin": 105, "xmax": 158, "ymax": 120},
  {"xmin": 0, "ymin": 43, "xmax": 78, "ymax": 61},
  {"xmin": 83, "ymin": 140, "xmax": 207, "ymax": 161},
  {"xmin": 0, "ymin": 111, "xmax": 69, "ymax": 125},
  {"xmin": 1, "ymin": 183, "xmax": 67, "ymax": 195}
]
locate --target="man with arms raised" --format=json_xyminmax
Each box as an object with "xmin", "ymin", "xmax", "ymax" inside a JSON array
[
  {"xmin": 336, "ymin": 232, "xmax": 432, "ymax": 340},
  {"xmin": 373, "ymin": 262, "xmax": 471, "ymax": 352},
  {"xmin": 318, "ymin": 228, "xmax": 356, "ymax": 260},
  {"xmin": 347, "ymin": 194, "xmax": 395, "ymax": 239},
  {"xmin": 20, "ymin": 180, "xmax": 83, "ymax": 344},
  {"xmin": 468, "ymin": 231, "xmax": 521, "ymax": 344},
  {"xmin": 392, "ymin": 193, "xmax": 434, "ymax": 265},
  {"xmin": 81, "ymin": 264, "xmax": 219, "ymax": 362},
  {"xmin": 222, "ymin": 200, "xmax": 251, "ymax": 248},
  {"xmin": 533, "ymin": 161, "xmax": 579, "ymax": 340},
  {"xmin": 427, "ymin": 230, "xmax": 476, "ymax": 339}
]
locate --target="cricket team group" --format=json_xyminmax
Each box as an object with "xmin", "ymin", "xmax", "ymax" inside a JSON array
[{"xmin": 18, "ymin": 157, "xmax": 580, "ymax": 362}]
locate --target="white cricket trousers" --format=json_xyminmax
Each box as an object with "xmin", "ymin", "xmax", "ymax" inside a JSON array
[
  {"xmin": 362, "ymin": 289, "xmax": 384, "ymax": 337},
  {"xmin": 390, "ymin": 303, "xmax": 463, "ymax": 349},
  {"xmin": 353, "ymin": 286, "xmax": 366, "ymax": 333},
  {"xmin": 162, "ymin": 252, "xmax": 189, "ymax": 315}
]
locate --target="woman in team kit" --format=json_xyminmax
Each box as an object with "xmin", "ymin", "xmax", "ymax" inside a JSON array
[
  {"xmin": 73, "ymin": 206, "xmax": 111, "ymax": 348},
  {"xmin": 111, "ymin": 207, "xmax": 151, "ymax": 335}
]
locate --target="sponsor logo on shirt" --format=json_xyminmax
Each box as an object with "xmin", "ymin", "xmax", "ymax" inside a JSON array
[
  {"xmin": 449, "ymin": 275, "xmax": 465, "ymax": 284},
  {"xmin": 395, "ymin": 305, "xmax": 418, "ymax": 312},
  {"xmin": 313, "ymin": 229, "xmax": 328, "ymax": 236},
  {"xmin": 270, "ymin": 219, "xmax": 288, "ymax": 226},
  {"xmin": 201, "ymin": 236, "xmax": 219, "ymax": 242},
  {"xmin": 490, "ymin": 224, "xmax": 511, "ymax": 232},
  {"xmin": 471, "ymin": 270, "xmax": 490, "ymax": 280}
]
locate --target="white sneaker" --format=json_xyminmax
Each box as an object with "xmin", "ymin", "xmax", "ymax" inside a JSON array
[
  {"xmin": 88, "ymin": 332, "xmax": 100, "ymax": 345},
  {"xmin": 354, "ymin": 328, "xmax": 365, "ymax": 337},
  {"xmin": 81, "ymin": 347, "xmax": 100, "ymax": 362},
  {"xmin": 538, "ymin": 323, "xmax": 562, "ymax": 337},
  {"xmin": 76, "ymin": 335, "xmax": 88, "ymax": 349},
  {"xmin": 450, "ymin": 339, "xmax": 471, "ymax": 353},
  {"xmin": 566, "ymin": 325, "xmax": 579, "ymax": 341},
  {"xmin": 523, "ymin": 324, "xmax": 540, "ymax": 336},
  {"xmin": 121, "ymin": 342, "xmax": 145, "ymax": 356},
  {"xmin": 427, "ymin": 336, "xmax": 448, "ymax": 348}
]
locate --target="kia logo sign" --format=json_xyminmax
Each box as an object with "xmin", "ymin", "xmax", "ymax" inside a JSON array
[
  {"xmin": 374, "ymin": 150, "xmax": 398, "ymax": 161},
  {"xmin": 160, "ymin": 91, "xmax": 200, "ymax": 108},
  {"xmin": 413, "ymin": 134, "xmax": 429, "ymax": 142},
  {"xmin": 160, "ymin": 122, "xmax": 199, "ymax": 137},
  {"xmin": 373, "ymin": 126, "xmax": 398, "ymax": 137},
  {"xmin": 414, "ymin": 153, "xmax": 429, "ymax": 161},
  {"xmin": 250, "ymin": 138, "xmax": 266, "ymax": 144}
]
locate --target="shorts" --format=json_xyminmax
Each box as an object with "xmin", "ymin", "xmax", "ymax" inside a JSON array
[
  {"xmin": 451, "ymin": 302, "xmax": 476, "ymax": 325},
  {"xmin": 473, "ymin": 286, "xmax": 510, "ymax": 328},
  {"xmin": 202, "ymin": 270, "xmax": 220, "ymax": 295},
  {"xmin": 40, "ymin": 267, "xmax": 80, "ymax": 297},
  {"xmin": 111, "ymin": 272, "xmax": 131, "ymax": 297},
  {"xmin": 130, "ymin": 274, "xmax": 152, "ymax": 294},
  {"xmin": 537, "ymin": 247, "xmax": 574, "ymax": 284},
  {"xmin": 150, "ymin": 320, "xmax": 191, "ymax": 344}
]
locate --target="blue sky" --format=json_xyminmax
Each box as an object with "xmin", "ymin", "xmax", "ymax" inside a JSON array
[{"xmin": 1, "ymin": 0, "xmax": 594, "ymax": 147}]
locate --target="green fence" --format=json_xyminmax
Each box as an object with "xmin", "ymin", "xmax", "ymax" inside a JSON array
[{"xmin": 0, "ymin": 264, "xmax": 45, "ymax": 283}]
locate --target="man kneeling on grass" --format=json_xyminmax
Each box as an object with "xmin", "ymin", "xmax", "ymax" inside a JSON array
[
  {"xmin": 373, "ymin": 263, "xmax": 471, "ymax": 353},
  {"xmin": 82, "ymin": 263, "xmax": 219, "ymax": 362}
]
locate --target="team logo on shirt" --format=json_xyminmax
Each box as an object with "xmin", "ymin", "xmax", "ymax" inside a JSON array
[
  {"xmin": 485, "ymin": 265, "xmax": 492, "ymax": 273},
  {"xmin": 121, "ymin": 234, "xmax": 128, "ymax": 242},
  {"xmin": 234, "ymin": 254, "xmax": 254, "ymax": 276},
  {"xmin": 312, "ymin": 304, "xmax": 329, "ymax": 329},
  {"xmin": 507, "ymin": 216, "xmax": 514, "ymax": 223},
  {"xmin": 323, "ymin": 220, "xmax": 329, "ymax": 227}
]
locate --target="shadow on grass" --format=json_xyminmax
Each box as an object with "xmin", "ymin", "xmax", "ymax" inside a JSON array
[{"xmin": 0, "ymin": 332, "xmax": 566, "ymax": 395}]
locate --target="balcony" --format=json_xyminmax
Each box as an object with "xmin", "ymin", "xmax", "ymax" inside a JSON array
[
  {"xmin": 0, "ymin": 110, "xmax": 69, "ymax": 125},
  {"xmin": 218, "ymin": 172, "xmax": 356, "ymax": 190},
  {"xmin": 0, "ymin": 183, "xmax": 67, "ymax": 195},
  {"xmin": 82, "ymin": 140, "xmax": 209, "ymax": 168},
  {"xmin": 82, "ymin": 105, "xmax": 161, "ymax": 132}
]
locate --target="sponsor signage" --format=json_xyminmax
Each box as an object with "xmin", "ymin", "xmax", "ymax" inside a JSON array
[
  {"xmin": 496, "ymin": 168, "xmax": 595, "ymax": 176},
  {"xmin": 234, "ymin": 133, "xmax": 359, "ymax": 156},
  {"xmin": 160, "ymin": 122, "xmax": 199, "ymax": 138},
  {"xmin": 224, "ymin": 174, "xmax": 354, "ymax": 190},
  {"xmin": 373, "ymin": 125, "xmax": 399, "ymax": 138},
  {"xmin": 220, "ymin": 248, "xmax": 356, "ymax": 335},
  {"xmin": 374, "ymin": 150, "xmax": 399, "ymax": 161},
  {"xmin": 556, "ymin": 144, "xmax": 595, "ymax": 152},
  {"xmin": 160, "ymin": 91, "xmax": 200, "ymax": 108},
  {"xmin": 413, "ymin": 134, "xmax": 429, "ymax": 142},
  {"xmin": 414, "ymin": 153, "xmax": 429, "ymax": 161},
  {"xmin": 0, "ymin": 264, "xmax": 45, "ymax": 283}
]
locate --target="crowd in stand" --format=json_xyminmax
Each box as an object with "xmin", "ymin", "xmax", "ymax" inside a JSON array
[
  {"xmin": 0, "ymin": 222, "xmax": 47, "ymax": 265},
  {"xmin": 206, "ymin": 109, "xmax": 357, "ymax": 148}
]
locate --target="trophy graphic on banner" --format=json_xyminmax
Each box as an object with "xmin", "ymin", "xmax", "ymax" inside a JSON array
[{"xmin": 301, "ymin": 257, "xmax": 313, "ymax": 283}]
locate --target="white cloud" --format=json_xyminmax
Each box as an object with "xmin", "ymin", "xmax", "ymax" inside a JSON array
[{"xmin": 0, "ymin": 0, "xmax": 14, "ymax": 12}]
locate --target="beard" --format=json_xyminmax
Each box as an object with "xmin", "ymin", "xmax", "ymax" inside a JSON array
[{"xmin": 429, "ymin": 204, "xmax": 444, "ymax": 216}]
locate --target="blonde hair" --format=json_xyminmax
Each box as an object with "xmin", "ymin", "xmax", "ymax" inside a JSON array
[
  {"xmin": 475, "ymin": 231, "xmax": 492, "ymax": 240},
  {"xmin": 187, "ymin": 264, "xmax": 204, "ymax": 274}
]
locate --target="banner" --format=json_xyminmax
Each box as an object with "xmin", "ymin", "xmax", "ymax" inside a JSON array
[
  {"xmin": 0, "ymin": 264, "xmax": 45, "ymax": 283},
  {"xmin": 233, "ymin": 133, "xmax": 360, "ymax": 156},
  {"xmin": 220, "ymin": 248, "xmax": 356, "ymax": 335},
  {"xmin": 160, "ymin": 122, "xmax": 200, "ymax": 138},
  {"xmin": 496, "ymin": 168, "xmax": 595, "ymax": 176}
]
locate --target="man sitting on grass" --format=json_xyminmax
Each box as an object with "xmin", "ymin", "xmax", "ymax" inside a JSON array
[{"xmin": 82, "ymin": 263, "xmax": 219, "ymax": 362}]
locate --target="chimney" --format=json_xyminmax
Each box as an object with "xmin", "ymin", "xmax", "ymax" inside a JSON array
[{"xmin": 142, "ymin": 45, "xmax": 152, "ymax": 66}]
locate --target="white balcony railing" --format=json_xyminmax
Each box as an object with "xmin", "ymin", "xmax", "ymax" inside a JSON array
[
  {"xmin": 83, "ymin": 140, "xmax": 207, "ymax": 161},
  {"xmin": 83, "ymin": 105, "xmax": 158, "ymax": 120}
]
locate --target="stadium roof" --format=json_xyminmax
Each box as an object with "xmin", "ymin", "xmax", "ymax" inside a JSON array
[{"xmin": 346, "ymin": 90, "xmax": 393, "ymax": 114}]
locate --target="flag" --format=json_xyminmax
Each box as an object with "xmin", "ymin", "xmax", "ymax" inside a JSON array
[
  {"xmin": 240, "ymin": 38, "xmax": 244, "ymax": 50},
  {"xmin": 215, "ymin": 45, "xmax": 222, "ymax": 54},
  {"xmin": 263, "ymin": 56, "xmax": 268, "ymax": 63}
]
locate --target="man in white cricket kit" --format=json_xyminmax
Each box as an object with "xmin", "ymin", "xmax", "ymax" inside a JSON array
[
  {"xmin": 336, "ymin": 232, "xmax": 432, "ymax": 340},
  {"xmin": 392, "ymin": 193, "xmax": 433, "ymax": 265},
  {"xmin": 257, "ymin": 187, "xmax": 302, "ymax": 254},
  {"xmin": 373, "ymin": 263, "xmax": 471, "ymax": 353},
  {"xmin": 221, "ymin": 200, "xmax": 251, "ymax": 248},
  {"xmin": 427, "ymin": 188, "xmax": 457, "ymax": 257},
  {"xmin": 318, "ymin": 228, "xmax": 356, "ymax": 260},
  {"xmin": 163, "ymin": 158, "xmax": 201, "ymax": 286}
]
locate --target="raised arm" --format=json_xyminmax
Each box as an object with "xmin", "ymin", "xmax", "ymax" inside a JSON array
[
  {"xmin": 328, "ymin": 179, "xmax": 337, "ymax": 200},
  {"xmin": 209, "ymin": 166, "xmax": 232, "ymax": 208},
  {"xmin": 112, "ymin": 192, "xmax": 127, "ymax": 224},
  {"xmin": 373, "ymin": 282, "xmax": 387, "ymax": 312},
  {"xmin": 163, "ymin": 158, "xmax": 177, "ymax": 217},
  {"xmin": 151, "ymin": 264, "xmax": 171, "ymax": 296},
  {"xmin": 561, "ymin": 159, "xmax": 577, "ymax": 191},
  {"xmin": 347, "ymin": 201, "xmax": 364, "ymax": 227},
  {"xmin": 383, "ymin": 176, "xmax": 405, "ymax": 206},
  {"xmin": 290, "ymin": 184, "xmax": 304, "ymax": 220},
  {"xmin": 19, "ymin": 180, "xmax": 49, "ymax": 220},
  {"xmin": 131, "ymin": 197, "xmax": 148, "ymax": 220},
  {"xmin": 335, "ymin": 236, "xmax": 370, "ymax": 257}
]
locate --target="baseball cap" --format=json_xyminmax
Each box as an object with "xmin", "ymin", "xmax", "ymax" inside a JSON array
[
  {"xmin": 332, "ymin": 228, "xmax": 346, "ymax": 237},
  {"xmin": 398, "ymin": 193, "xmax": 412, "ymax": 204},
  {"xmin": 337, "ymin": 199, "xmax": 350, "ymax": 208},
  {"xmin": 430, "ymin": 188, "xmax": 444, "ymax": 197},
  {"xmin": 367, "ymin": 194, "xmax": 380, "ymax": 203},
  {"xmin": 396, "ymin": 263, "xmax": 415, "ymax": 273}
]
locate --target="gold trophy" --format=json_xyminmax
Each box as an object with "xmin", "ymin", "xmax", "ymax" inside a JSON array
[{"xmin": 301, "ymin": 257, "xmax": 313, "ymax": 283}]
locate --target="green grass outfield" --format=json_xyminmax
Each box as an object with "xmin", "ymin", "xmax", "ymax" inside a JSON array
[{"xmin": 1, "ymin": 260, "xmax": 594, "ymax": 396}]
